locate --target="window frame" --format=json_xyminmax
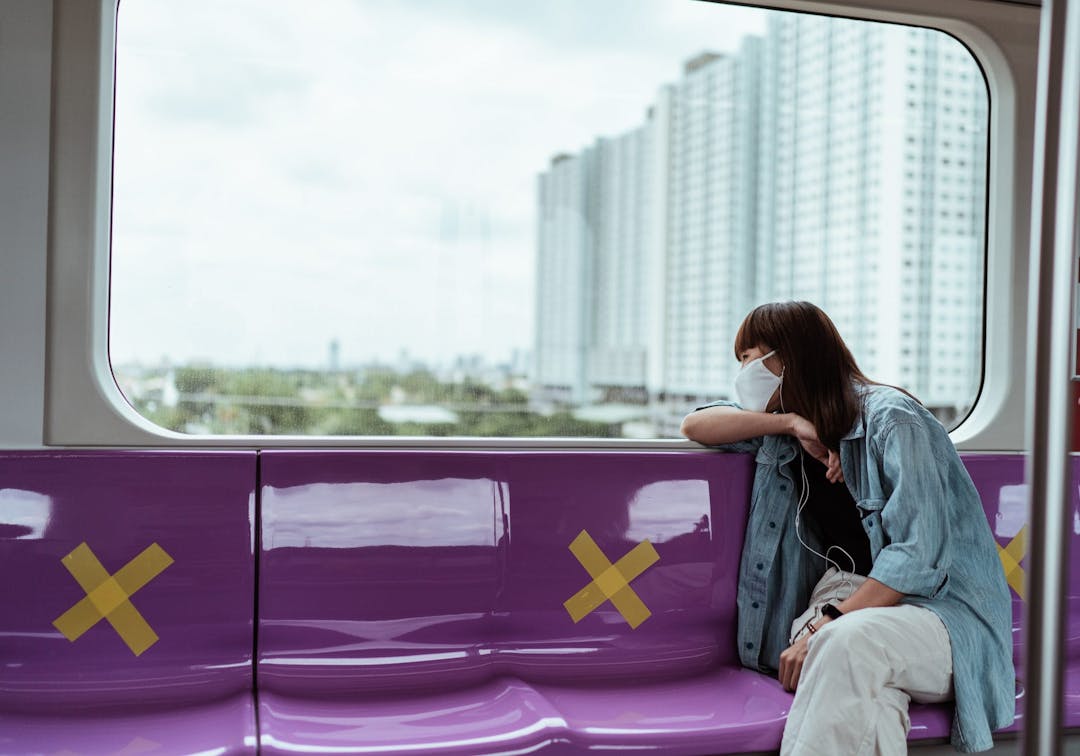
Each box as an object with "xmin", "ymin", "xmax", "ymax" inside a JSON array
[{"xmin": 42, "ymin": 0, "xmax": 1038, "ymax": 449}]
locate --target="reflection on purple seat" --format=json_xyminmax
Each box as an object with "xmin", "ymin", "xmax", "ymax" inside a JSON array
[{"xmin": 258, "ymin": 451, "xmax": 1049, "ymax": 754}]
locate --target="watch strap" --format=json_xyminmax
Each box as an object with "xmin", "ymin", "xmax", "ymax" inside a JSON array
[{"xmin": 822, "ymin": 603, "xmax": 844, "ymax": 620}]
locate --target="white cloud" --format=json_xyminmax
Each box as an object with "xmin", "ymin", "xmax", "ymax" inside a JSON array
[{"xmin": 110, "ymin": 0, "xmax": 766, "ymax": 367}]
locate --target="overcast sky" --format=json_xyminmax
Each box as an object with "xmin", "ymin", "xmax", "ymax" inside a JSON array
[{"xmin": 109, "ymin": 0, "xmax": 768, "ymax": 369}]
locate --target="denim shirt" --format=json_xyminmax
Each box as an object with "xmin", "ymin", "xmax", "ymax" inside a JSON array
[{"xmin": 698, "ymin": 385, "xmax": 1014, "ymax": 752}]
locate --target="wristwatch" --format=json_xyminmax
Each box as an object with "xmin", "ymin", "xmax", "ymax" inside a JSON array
[{"xmin": 821, "ymin": 603, "xmax": 844, "ymax": 620}]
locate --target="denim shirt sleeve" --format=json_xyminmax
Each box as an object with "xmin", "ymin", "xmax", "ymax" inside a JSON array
[
  {"xmin": 868, "ymin": 419, "xmax": 951, "ymax": 598},
  {"xmin": 691, "ymin": 400, "xmax": 765, "ymax": 455}
]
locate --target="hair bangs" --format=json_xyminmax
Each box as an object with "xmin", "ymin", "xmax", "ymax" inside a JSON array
[{"xmin": 734, "ymin": 303, "xmax": 777, "ymax": 357}]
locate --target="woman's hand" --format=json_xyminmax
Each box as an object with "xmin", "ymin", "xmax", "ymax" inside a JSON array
[
  {"xmin": 779, "ymin": 632, "xmax": 811, "ymax": 691},
  {"xmin": 789, "ymin": 414, "xmax": 827, "ymax": 462},
  {"xmin": 788, "ymin": 414, "xmax": 845, "ymax": 483},
  {"xmin": 823, "ymin": 449, "xmax": 844, "ymax": 484}
]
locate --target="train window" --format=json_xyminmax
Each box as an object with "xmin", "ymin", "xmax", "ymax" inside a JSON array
[{"xmin": 110, "ymin": 2, "xmax": 988, "ymax": 438}]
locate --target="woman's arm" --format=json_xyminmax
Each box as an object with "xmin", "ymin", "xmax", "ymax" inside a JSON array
[
  {"xmin": 869, "ymin": 420, "xmax": 952, "ymax": 598},
  {"xmin": 834, "ymin": 577, "xmax": 903, "ymax": 615},
  {"xmin": 682, "ymin": 409, "xmax": 841, "ymax": 482},
  {"xmin": 680, "ymin": 405, "xmax": 795, "ymax": 446}
]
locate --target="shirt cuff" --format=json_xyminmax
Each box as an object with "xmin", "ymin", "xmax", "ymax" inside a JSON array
[{"xmin": 869, "ymin": 547, "xmax": 948, "ymax": 598}]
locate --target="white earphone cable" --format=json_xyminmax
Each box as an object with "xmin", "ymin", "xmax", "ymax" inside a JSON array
[
  {"xmin": 777, "ymin": 358, "xmax": 857, "ymax": 633},
  {"xmin": 793, "ymin": 446, "xmax": 857, "ymax": 608}
]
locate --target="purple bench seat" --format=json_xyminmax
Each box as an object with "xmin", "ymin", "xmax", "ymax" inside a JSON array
[
  {"xmin": 0, "ymin": 696, "xmax": 257, "ymax": 756},
  {"xmin": 0, "ymin": 452, "xmax": 258, "ymax": 755},
  {"xmin": 257, "ymin": 451, "xmax": 1045, "ymax": 754},
  {"xmin": 260, "ymin": 668, "xmax": 792, "ymax": 755},
  {"xmin": 1, "ymin": 449, "xmax": 1056, "ymax": 753}
]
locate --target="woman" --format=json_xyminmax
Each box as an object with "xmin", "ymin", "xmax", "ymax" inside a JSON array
[{"xmin": 681, "ymin": 301, "xmax": 1013, "ymax": 755}]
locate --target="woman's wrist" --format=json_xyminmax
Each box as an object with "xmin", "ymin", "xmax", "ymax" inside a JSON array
[{"xmin": 782, "ymin": 411, "xmax": 800, "ymax": 436}]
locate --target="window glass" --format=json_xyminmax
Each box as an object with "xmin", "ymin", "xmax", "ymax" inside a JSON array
[{"xmin": 111, "ymin": 1, "xmax": 988, "ymax": 437}]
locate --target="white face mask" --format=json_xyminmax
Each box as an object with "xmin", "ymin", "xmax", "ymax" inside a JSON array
[{"xmin": 734, "ymin": 350, "xmax": 783, "ymax": 412}]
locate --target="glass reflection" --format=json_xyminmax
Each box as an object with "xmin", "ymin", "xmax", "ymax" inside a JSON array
[
  {"xmin": 0, "ymin": 489, "xmax": 52, "ymax": 540},
  {"xmin": 264, "ymin": 478, "xmax": 496, "ymax": 549},
  {"xmin": 625, "ymin": 480, "xmax": 711, "ymax": 544},
  {"xmin": 994, "ymin": 484, "xmax": 1026, "ymax": 540}
]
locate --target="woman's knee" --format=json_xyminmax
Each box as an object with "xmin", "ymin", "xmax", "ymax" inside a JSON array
[
  {"xmin": 808, "ymin": 614, "xmax": 881, "ymax": 665},
  {"xmin": 801, "ymin": 616, "xmax": 895, "ymax": 698}
]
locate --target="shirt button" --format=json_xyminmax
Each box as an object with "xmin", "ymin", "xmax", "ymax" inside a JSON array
[
  {"xmin": 745, "ymin": 642, "xmax": 754, "ymax": 649},
  {"xmin": 752, "ymin": 601, "xmax": 760, "ymax": 609},
  {"xmin": 779, "ymin": 483, "xmax": 788, "ymax": 491},
  {"xmin": 769, "ymin": 521, "xmax": 776, "ymax": 528},
  {"xmin": 868, "ymin": 521, "xmax": 874, "ymax": 528},
  {"xmin": 756, "ymin": 562, "xmax": 764, "ymax": 570}
]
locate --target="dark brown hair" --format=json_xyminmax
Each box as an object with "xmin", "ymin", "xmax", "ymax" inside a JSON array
[{"xmin": 734, "ymin": 301, "xmax": 878, "ymax": 450}]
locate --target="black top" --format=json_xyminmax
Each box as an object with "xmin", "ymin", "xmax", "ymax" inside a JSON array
[{"xmin": 799, "ymin": 455, "xmax": 873, "ymax": 576}]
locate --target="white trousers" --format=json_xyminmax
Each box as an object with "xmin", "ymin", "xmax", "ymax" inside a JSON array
[{"xmin": 780, "ymin": 569, "xmax": 954, "ymax": 756}]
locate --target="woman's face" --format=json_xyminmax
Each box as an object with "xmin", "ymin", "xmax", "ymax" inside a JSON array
[{"xmin": 738, "ymin": 343, "xmax": 785, "ymax": 412}]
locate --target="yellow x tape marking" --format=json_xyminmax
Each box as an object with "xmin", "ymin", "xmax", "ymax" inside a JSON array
[
  {"xmin": 997, "ymin": 526, "xmax": 1026, "ymax": 601},
  {"xmin": 52, "ymin": 542, "xmax": 174, "ymax": 656},
  {"xmin": 563, "ymin": 530, "xmax": 659, "ymax": 629}
]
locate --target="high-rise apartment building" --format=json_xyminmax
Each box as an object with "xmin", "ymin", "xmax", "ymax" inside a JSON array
[
  {"xmin": 588, "ymin": 122, "xmax": 657, "ymax": 400},
  {"xmin": 533, "ymin": 16, "xmax": 987, "ymax": 424},
  {"xmin": 757, "ymin": 16, "xmax": 987, "ymax": 414},
  {"xmin": 663, "ymin": 41, "xmax": 762, "ymax": 401},
  {"xmin": 899, "ymin": 27, "xmax": 988, "ymax": 410},
  {"xmin": 755, "ymin": 16, "xmax": 884, "ymax": 371},
  {"xmin": 534, "ymin": 116, "xmax": 663, "ymax": 405},
  {"xmin": 534, "ymin": 151, "xmax": 592, "ymax": 405}
]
